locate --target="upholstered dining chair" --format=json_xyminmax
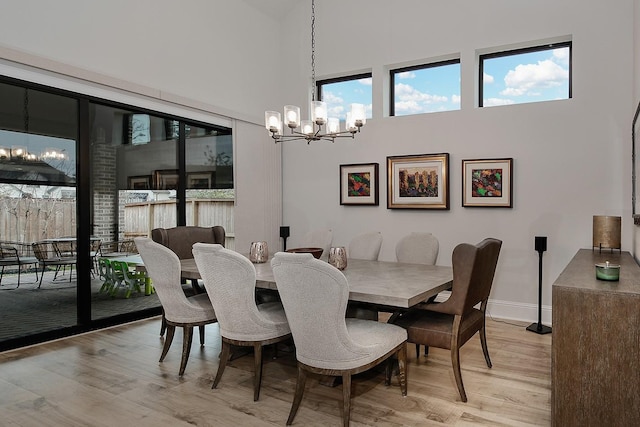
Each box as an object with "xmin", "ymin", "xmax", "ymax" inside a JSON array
[
  {"xmin": 192, "ymin": 243, "xmax": 291, "ymax": 401},
  {"xmin": 299, "ymin": 228, "xmax": 333, "ymax": 260},
  {"xmin": 345, "ymin": 231, "xmax": 384, "ymax": 320},
  {"xmin": 395, "ymin": 231, "xmax": 439, "ymax": 265},
  {"xmin": 152, "ymin": 225, "xmax": 226, "ymax": 335},
  {"xmin": 348, "ymin": 231, "xmax": 383, "ymax": 261},
  {"xmin": 395, "ymin": 231, "xmax": 441, "ymax": 354},
  {"xmin": 134, "ymin": 237, "xmax": 217, "ymax": 376},
  {"xmin": 393, "ymin": 238, "xmax": 502, "ymax": 402},
  {"xmin": 271, "ymin": 252, "xmax": 407, "ymax": 427}
]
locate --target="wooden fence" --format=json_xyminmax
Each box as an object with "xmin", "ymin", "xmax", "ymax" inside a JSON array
[{"xmin": 0, "ymin": 198, "xmax": 235, "ymax": 250}]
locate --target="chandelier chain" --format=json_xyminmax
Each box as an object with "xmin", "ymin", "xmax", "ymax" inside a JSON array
[{"xmin": 311, "ymin": 0, "xmax": 316, "ymax": 101}]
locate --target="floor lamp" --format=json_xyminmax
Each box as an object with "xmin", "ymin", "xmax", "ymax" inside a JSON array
[{"xmin": 527, "ymin": 236, "xmax": 552, "ymax": 334}]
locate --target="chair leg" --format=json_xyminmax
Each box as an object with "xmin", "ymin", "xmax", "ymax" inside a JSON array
[
  {"xmin": 341, "ymin": 373, "xmax": 352, "ymax": 427},
  {"xmin": 398, "ymin": 344, "xmax": 408, "ymax": 396},
  {"xmin": 253, "ymin": 343, "xmax": 264, "ymax": 401},
  {"xmin": 160, "ymin": 312, "xmax": 167, "ymax": 336},
  {"xmin": 37, "ymin": 265, "xmax": 46, "ymax": 288},
  {"xmin": 179, "ymin": 326, "xmax": 194, "ymax": 376},
  {"xmin": 451, "ymin": 345, "xmax": 467, "ymax": 402},
  {"xmin": 199, "ymin": 325, "xmax": 205, "ymax": 346},
  {"xmin": 287, "ymin": 366, "xmax": 307, "ymax": 426},
  {"xmin": 213, "ymin": 339, "xmax": 232, "ymax": 389},
  {"xmin": 160, "ymin": 325, "xmax": 176, "ymax": 362},
  {"xmin": 479, "ymin": 323, "xmax": 492, "ymax": 368}
]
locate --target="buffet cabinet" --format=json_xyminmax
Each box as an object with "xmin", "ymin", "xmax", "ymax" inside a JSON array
[{"xmin": 552, "ymin": 249, "xmax": 640, "ymax": 426}]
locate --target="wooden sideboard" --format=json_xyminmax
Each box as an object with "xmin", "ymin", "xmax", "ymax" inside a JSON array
[{"xmin": 552, "ymin": 249, "xmax": 640, "ymax": 426}]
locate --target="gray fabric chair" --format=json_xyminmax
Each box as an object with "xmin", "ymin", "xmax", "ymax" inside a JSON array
[
  {"xmin": 192, "ymin": 243, "xmax": 291, "ymax": 401},
  {"xmin": 395, "ymin": 232, "xmax": 439, "ymax": 265},
  {"xmin": 299, "ymin": 228, "xmax": 333, "ymax": 260},
  {"xmin": 134, "ymin": 237, "xmax": 217, "ymax": 376},
  {"xmin": 345, "ymin": 231, "xmax": 384, "ymax": 320},
  {"xmin": 394, "ymin": 238, "xmax": 502, "ymax": 402},
  {"xmin": 271, "ymin": 252, "xmax": 407, "ymax": 427},
  {"xmin": 151, "ymin": 225, "xmax": 225, "ymax": 335},
  {"xmin": 347, "ymin": 231, "xmax": 383, "ymax": 261}
]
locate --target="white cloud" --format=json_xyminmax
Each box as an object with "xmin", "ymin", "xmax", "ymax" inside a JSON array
[
  {"xmin": 451, "ymin": 94, "xmax": 461, "ymax": 104},
  {"xmin": 396, "ymin": 71, "xmax": 416, "ymax": 79},
  {"xmin": 500, "ymin": 59, "xmax": 568, "ymax": 97},
  {"xmin": 394, "ymin": 83, "xmax": 449, "ymax": 113},
  {"xmin": 358, "ymin": 77, "xmax": 372, "ymax": 86},
  {"xmin": 484, "ymin": 72, "xmax": 495, "ymax": 84},
  {"xmin": 484, "ymin": 97, "xmax": 515, "ymax": 107},
  {"xmin": 323, "ymin": 91, "xmax": 345, "ymax": 117},
  {"xmin": 553, "ymin": 47, "xmax": 570, "ymax": 65}
]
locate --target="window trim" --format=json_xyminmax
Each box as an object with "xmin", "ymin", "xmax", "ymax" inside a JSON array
[
  {"xmin": 389, "ymin": 58, "xmax": 461, "ymax": 117},
  {"xmin": 478, "ymin": 41, "xmax": 572, "ymax": 108},
  {"xmin": 316, "ymin": 72, "xmax": 372, "ymax": 105}
]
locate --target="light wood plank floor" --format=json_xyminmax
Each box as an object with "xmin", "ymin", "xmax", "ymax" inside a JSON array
[{"xmin": 0, "ymin": 316, "xmax": 551, "ymax": 426}]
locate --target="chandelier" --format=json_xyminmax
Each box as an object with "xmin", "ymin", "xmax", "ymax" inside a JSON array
[{"xmin": 264, "ymin": 0, "xmax": 366, "ymax": 144}]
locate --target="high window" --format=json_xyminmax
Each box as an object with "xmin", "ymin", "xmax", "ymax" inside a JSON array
[
  {"xmin": 390, "ymin": 59, "xmax": 461, "ymax": 116},
  {"xmin": 317, "ymin": 73, "xmax": 372, "ymax": 120},
  {"xmin": 480, "ymin": 42, "xmax": 572, "ymax": 107}
]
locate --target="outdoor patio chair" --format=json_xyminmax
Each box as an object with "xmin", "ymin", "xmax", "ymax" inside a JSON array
[
  {"xmin": 32, "ymin": 242, "xmax": 77, "ymax": 288},
  {"xmin": 0, "ymin": 243, "xmax": 39, "ymax": 289}
]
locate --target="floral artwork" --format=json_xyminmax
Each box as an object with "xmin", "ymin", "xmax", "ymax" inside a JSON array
[
  {"xmin": 463, "ymin": 158, "xmax": 513, "ymax": 207},
  {"xmin": 340, "ymin": 163, "xmax": 379, "ymax": 205},
  {"xmin": 471, "ymin": 168, "xmax": 502, "ymax": 197},
  {"xmin": 348, "ymin": 172, "xmax": 371, "ymax": 197}
]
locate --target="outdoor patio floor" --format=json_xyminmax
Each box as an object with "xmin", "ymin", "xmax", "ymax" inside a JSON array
[{"xmin": 0, "ymin": 267, "xmax": 163, "ymax": 342}]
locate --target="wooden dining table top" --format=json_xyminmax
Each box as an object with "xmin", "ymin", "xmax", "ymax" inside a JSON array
[{"xmin": 179, "ymin": 256, "xmax": 453, "ymax": 309}]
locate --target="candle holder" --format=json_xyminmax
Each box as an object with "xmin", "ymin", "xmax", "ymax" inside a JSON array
[
  {"xmin": 249, "ymin": 241, "xmax": 269, "ymax": 263},
  {"xmin": 328, "ymin": 246, "xmax": 348, "ymax": 270}
]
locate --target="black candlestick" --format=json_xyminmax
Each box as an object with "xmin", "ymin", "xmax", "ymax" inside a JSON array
[{"xmin": 527, "ymin": 236, "xmax": 552, "ymax": 334}]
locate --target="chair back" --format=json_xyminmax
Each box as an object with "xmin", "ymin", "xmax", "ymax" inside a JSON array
[
  {"xmin": 299, "ymin": 228, "xmax": 332, "ymax": 260},
  {"xmin": 151, "ymin": 226, "xmax": 225, "ymax": 259},
  {"xmin": 348, "ymin": 231, "xmax": 383, "ymax": 260},
  {"xmin": 395, "ymin": 232, "xmax": 439, "ymax": 265},
  {"xmin": 192, "ymin": 243, "xmax": 285, "ymax": 341},
  {"xmin": 443, "ymin": 238, "xmax": 502, "ymax": 315},
  {"xmin": 271, "ymin": 252, "xmax": 372, "ymax": 368},
  {"xmin": 32, "ymin": 242, "xmax": 55, "ymax": 262},
  {"xmin": 134, "ymin": 237, "xmax": 196, "ymax": 321}
]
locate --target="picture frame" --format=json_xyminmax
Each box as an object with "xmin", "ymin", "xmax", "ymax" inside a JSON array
[
  {"xmin": 387, "ymin": 153, "xmax": 449, "ymax": 209},
  {"xmin": 127, "ymin": 175, "xmax": 152, "ymax": 190},
  {"xmin": 154, "ymin": 169, "xmax": 179, "ymax": 190},
  {"xmin": 340, "ymin": 163, "xmax": 379, "ymax": 206},
  {"xmin": 187, "ymin": 172, "xmax": 213, "ymax": 189},
  {"xmin": 462, "ymin": 158, "xmax": 513, "ymax": 208}
]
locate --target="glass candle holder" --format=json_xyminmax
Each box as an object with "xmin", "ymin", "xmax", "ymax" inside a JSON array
[
  {"xmin": 249, "ymin": 241, "xmax": 269, "ymax": 263},
  {"xmin": 328, "ymin": 246, "xmax": 348, "ymax": 270}
]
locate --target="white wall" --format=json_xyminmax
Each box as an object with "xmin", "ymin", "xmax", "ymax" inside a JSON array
[
  {"xmin": 0, "ymin": 0, "xmax": 637, "ymax": 323},
  {"xmin": 280, "ymin": 0, "xmax": 636, "ymax": 322}
]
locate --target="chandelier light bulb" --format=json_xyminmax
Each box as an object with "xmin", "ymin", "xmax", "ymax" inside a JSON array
[
  {"xmin": 311, "ymin": 101, "xmax": 327, "ymax": 125},
  {"xmin": 284, "ymin": 105, "xmax": 301, "ymax": 129}
]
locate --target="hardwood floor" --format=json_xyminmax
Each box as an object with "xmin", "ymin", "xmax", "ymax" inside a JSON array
[{"xmin": 0, "ymin": 316, "xmax": 551, "ymax": 426}]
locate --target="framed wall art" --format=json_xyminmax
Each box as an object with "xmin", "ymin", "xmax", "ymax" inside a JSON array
[
  {"xmin": 187, "ymin": 172, "xmax": 213, "ymax": 189},
  {"xmin": 340, "ymin": 163, "xmax": 379, "ymax": 205},
  {"xmin": 387, "ymin": 153, "xmax": 449, "ymax": 209},
  {"xmin": 127, "ymin": 175, "xmax": 152, "ymax": 190},
  {"xmin": 462, "ymin": 158, "xmax": 513, "ymax": 208},
  {"xmin": 154, "ymin": 169, "xmax": 179, "ymax": 190}
]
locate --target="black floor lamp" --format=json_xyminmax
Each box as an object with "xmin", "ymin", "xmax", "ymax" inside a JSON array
[{"xmin": 527, "ymin": 236, "xmax": 552, "ymax": 334}]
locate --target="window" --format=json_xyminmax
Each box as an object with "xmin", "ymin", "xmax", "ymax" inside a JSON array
[
  {"xmin": 480, "ymin": 42, "xmax": 571, "ymax": 107},
  {"xmin": 317, "ymin": 73, "xmax": 372, "ymax": 120},
  {"xmin": 390, "ymin": 59, "xmax": 460, "ymax": 116}
]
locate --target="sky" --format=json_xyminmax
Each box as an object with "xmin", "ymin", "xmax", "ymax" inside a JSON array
[{"xmin": 320, "ymin": 45, "xmax": 570, "ymax": 117}]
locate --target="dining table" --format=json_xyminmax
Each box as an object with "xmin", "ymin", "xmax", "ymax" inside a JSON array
[{"xmin": 179, "ymin": 256, "xmax": 453, "ymax": 310}]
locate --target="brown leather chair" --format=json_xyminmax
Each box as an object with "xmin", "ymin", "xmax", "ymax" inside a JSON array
[
  {"xmin": 394, "ymin": 237, "xmax": 502, "ymax": 402},
  {"xmin": 151, "ymin": 226, "xmax": 225, "ymax": 260}
]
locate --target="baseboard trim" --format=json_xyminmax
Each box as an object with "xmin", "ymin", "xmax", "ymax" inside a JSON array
[{"xmin": 434, "ymin": 292, "xmax": 552, "ymax": 325}]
